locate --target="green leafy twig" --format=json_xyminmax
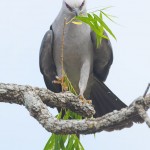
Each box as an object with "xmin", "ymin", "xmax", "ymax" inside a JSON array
[{"xmin": 76, "ymin": 8, "xmax": 117, "ymax": 47}]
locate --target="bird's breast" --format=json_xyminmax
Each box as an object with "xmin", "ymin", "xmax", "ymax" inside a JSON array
[{"xmin": 53, "ymin": 23, "xmax": 93, "ymax": 92}]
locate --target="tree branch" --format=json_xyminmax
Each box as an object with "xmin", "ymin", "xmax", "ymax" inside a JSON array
[
  {"xmin": 0, "ymin": 83, "xmax": 95, "ymax": 117},
  {"xmin": 0, "ymin": 83, "xmax": 150, "ymax": 135}
]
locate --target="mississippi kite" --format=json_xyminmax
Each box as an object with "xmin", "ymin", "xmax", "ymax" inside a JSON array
[{"xmin": 39, "ymin": 0, "xmax": 127, "ymax": 117}]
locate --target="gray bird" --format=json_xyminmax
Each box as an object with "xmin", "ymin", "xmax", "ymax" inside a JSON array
[{"xmin": 39, "ymin": 0, "xmax": 127, "ymax": 117}]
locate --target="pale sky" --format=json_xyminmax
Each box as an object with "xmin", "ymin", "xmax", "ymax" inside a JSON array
[{"xmin": 0, "ymin": 0, "xmax": 150, "ymax": 150}]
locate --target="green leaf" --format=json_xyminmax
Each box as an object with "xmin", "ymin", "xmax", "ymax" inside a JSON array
[
  {"xmin": 73, "ymin": 135, "xmax": 84, "ymax": 150},
  {"xmin": 93, "ymin": 14, "xmax": 116, "ymax": 40},
  {"xmin": 57, "ymin": 110, "xmax": 62, "ymax": 119},
  {"xmin": 54, "ymin": 135, "xmax": 61, "ymax": 150},
  {"xmin": 100, "ymin": 6, "xmax": 114, "ymax": 11},
  {"xmin": 93, "ymin": 12, "xmax": 103, "ymax": 47},
  {"xmin": 59, "ymin": 135, "xmax": 66, "ymax": 150},
  {"xmin": 76, "ymin": 16, "xmax": 109, "ymax": 40},
  {"xmin": 66, "ymin": 135, "xmax": 75, "ymax": 150},
  {"xmin": 87, "ymin": 13, "xmax": 94, "ymax": 20},
  {"xmin": 44, "ymin": 134, "xmax": 55, "ymax": 150},
  {"xmin": 62, "ymin": 135, "xmax": 68, "ymax": 144},
  {"xmin": 100, "ymin": 11, "xmax": 117, "ymax": 23},
  {"xmin": 74, "ymin": 138, "xmax": 78, "ymax": 149},
  {"xmin": 63, "ymin": 110, "xmax": 70, "ymax": 120}
]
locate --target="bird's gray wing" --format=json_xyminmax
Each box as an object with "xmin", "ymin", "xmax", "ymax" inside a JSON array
[
  {"xmin": 39, "ymin": 26, "xmax": 61, "ymax": 93},
  {"xmin": 91, "ymin": 31, "xmax": 113, "ymax": 82}
]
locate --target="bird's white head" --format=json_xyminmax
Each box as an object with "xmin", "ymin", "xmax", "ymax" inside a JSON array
[{"xmin": 63, "ymin": 0, "xmax": 86, "ymax": 16}]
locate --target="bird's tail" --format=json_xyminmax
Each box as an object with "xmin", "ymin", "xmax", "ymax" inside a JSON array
[{"xmin": 90, "ymin": 77, "xmax": 127, "ymax": 117}]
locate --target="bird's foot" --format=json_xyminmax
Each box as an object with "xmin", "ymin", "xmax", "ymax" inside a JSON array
[
  {"xmin": 78, "ymin": 95, "xmax": 92, "ymax": 104},
  {"xmin": 53, "ymin": 76, "xmax": 68, "ymax": 92}
]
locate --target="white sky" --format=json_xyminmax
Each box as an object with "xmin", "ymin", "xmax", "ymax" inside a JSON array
[{"xmin": 0, "ymin": 0, "xmax": 150, "ymax": 150}]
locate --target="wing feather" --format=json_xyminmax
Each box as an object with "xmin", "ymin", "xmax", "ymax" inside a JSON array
[
  {"xmin": 39, "ymin": 26, "xmax": 61, "ymax": 92},
  {"xmin": 91, "ymin": 31, "xmax": 113, "ymax": 81}
]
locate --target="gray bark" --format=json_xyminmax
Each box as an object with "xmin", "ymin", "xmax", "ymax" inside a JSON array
[{"xmin": 0, "ymin": 83, "xmax": 150, "ymax": 135}]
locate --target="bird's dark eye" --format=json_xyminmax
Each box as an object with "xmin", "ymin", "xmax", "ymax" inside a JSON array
[
  {"xmin": 80, "ymin": 1, "xmax": 85, "ymax": 9},
  {"xmin": 65, "ymin": 2, "xmax": 73, "ymax": 11}
]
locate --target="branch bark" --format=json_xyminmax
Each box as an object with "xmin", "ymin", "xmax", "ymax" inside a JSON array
[
  {"xmin": 0, "ymin": 83, "xmax": 95, "ymax": 117},
  {"xmin": 0, "ymin": 83, "xmax": 150, "ymax": 135}
]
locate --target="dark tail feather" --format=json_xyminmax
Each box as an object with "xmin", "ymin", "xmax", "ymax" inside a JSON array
[{"xmin": 90, "ymin": 78, "xmax": 127, "ymax": 118}]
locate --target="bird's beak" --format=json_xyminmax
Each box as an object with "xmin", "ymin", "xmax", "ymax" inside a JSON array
[{"xmin": 73, "ymin": 8, "xmax": 80, "ymax": 16}]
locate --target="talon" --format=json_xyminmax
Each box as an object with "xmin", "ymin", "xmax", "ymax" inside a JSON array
[
  {"xmin": 53, "ymin": 76, "xmax": 68, "ymax": 92},
  {"xmin": 55, "ymin": 76, "xmax": 64, "ymax": 81},
  {"xmin": 52, "ymin": 80, "xmax": 61, "ymax": 84},
  {"xmin": 78, "ymin": 95, "xmax": 85, "ymax": 103},
  {"xmin": 78, "ymin": 95, "xmax": 92, "ymax": 104},
  {"xmin": 53, "ymin": 76, "xmax": 64, "ymax": 84},
  {"xmin": 87, "ymin": 100, "xmax": 92, "ymax": 104}
]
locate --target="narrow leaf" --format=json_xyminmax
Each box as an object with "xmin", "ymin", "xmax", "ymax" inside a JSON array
[
  {"xmin": 93, "ymin": 14, "xmax": 116, "ymax": 40},
  {"xmin": 100, "ymin": 11, "xmax": 116, "ymax": 23}
]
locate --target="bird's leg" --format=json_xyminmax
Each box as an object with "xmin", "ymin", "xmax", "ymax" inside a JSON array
[{"xmin": 78, "ymin": 60, "xmax": 92, "ymax": 104}]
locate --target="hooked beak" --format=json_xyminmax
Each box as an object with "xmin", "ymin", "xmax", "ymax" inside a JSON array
[{"xmin": 73, "ymin": 8, "xmax": 80, "ymax": 16}]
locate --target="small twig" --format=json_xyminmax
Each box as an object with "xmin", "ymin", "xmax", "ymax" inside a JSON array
[
  {"xmin": 143, "ymin": 83, "xmax": 150, "ymax": 98},
  {"xmin": 60, "ymin": 18, "xmax": 67, "ymax": 92}
]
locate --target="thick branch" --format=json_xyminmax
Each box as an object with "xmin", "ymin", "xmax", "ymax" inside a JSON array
[
  {"xmin": 0, "ymin": 83, "xmax": 95, "ymax": 117},
  {"xmin": 0, "ymin": 83, "xmax": 150, "ymax": 135}
]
